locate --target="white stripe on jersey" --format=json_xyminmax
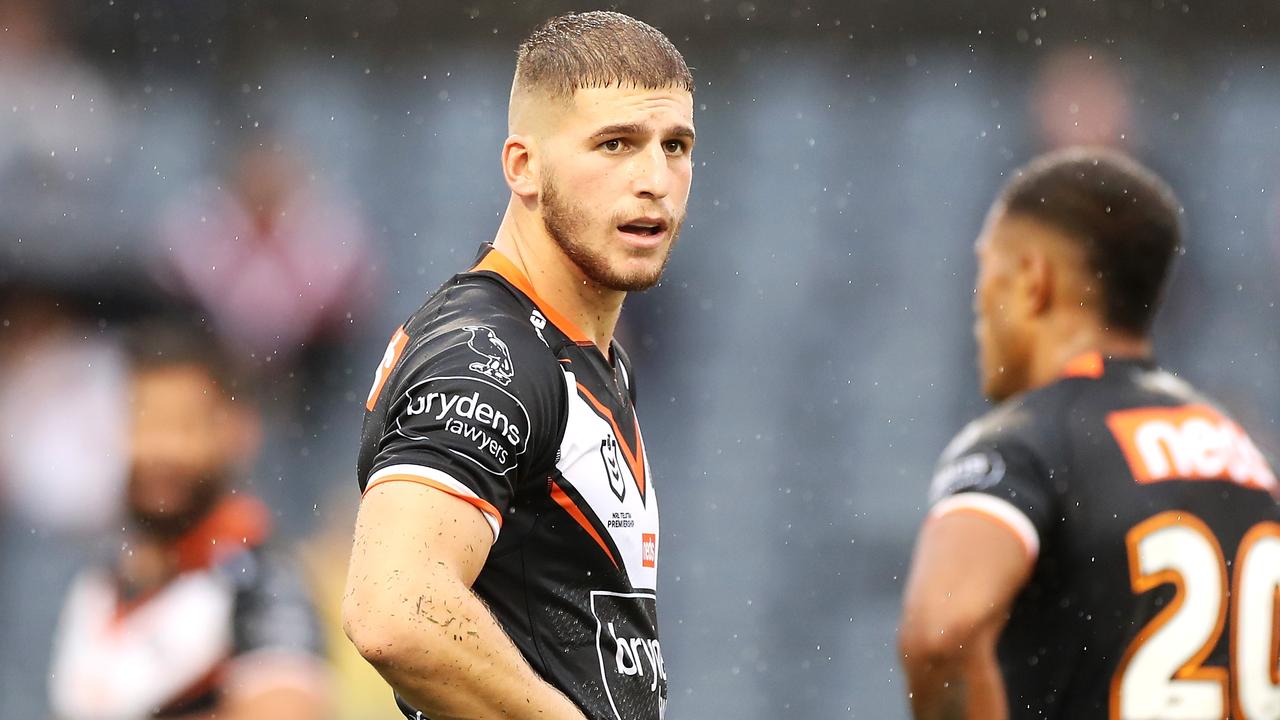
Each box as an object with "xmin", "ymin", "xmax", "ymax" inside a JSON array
[
  {"xmin": 930, "ymin": 492, "xmax": 1040, "ymax": 560},
  {"xmin": 368, "ymin": 464, "xmax": 502, "ymax": 542}
]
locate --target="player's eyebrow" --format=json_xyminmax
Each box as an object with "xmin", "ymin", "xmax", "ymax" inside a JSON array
[
  {"xmin": 590, "ymin": 123, "xmax": 697, "ymax": 142},
  {"xmin": 667, "ymin": 124, "xmax": 696, "ymax": 142}
]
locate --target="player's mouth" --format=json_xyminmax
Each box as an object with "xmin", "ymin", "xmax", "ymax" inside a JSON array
[{"xmin": 616, "ymin": 216, "xmax": 669, "ymax": 248}]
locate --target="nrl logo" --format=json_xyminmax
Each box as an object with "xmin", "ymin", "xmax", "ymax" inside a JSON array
[
  {"xmin": 601, "ymin": 435, "xmax": 626, "ymax": 503},
  {"xmin": 462, "ymin": 326, "xmax": 515, "ymax": 386}
]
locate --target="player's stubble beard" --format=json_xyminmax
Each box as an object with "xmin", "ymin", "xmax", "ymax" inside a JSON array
[
  {"xmin": 541, "ymin": 172, "xmax": 683, "ymax": 292},
  {"xmin": 125, "ymin": 467, "xmax": 228, "ymax": 540}
]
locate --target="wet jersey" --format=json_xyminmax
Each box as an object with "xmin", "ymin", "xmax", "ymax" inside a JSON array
[
  {"xmin": 48, "ymin": 497, "xmax": 325, "ymax": 718},
  {"xmin": 357, "ymin": 245, "xmax": 665, "ymax": 720},
  {"xmin": 928, "ymin": 354, "xmax": 1280, "ymax": 720}
]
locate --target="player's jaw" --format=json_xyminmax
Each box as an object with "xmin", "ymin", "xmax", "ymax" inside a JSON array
[
  {"xmin": 126, "ymin": 464, "xmax": 226, "ymax": 538},
  {"xmin": 974, "ymin": 242, "xmax": 1032, "ymax": 403},
  {"xmin": 542, "ymin": 174, "xmax": 683, "ymax": 292}
]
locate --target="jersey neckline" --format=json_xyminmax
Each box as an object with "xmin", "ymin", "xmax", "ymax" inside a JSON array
[
  {"xmin": 1060, "ymin": 351, "xmax": 1157, "ymax": 380},
  {"xmin": 469, "ymin": 244, "xmax": 616, "ymax": 362}
]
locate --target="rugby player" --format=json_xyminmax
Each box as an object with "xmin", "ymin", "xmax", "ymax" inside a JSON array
[
  {"xmin": 899, "ymin": 148, "xmax": 1280, "ymax": 719},
  {"xmin": 48, "ymin": 321, "xmax": 328, "ymax": 719},
  {"xmin": 342, "ymin": 12, "xmax": 693, "ymax": 720}
]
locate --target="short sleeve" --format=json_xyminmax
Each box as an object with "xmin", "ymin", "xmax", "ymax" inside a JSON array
[
  {"xmin": 221, "ymin": 550, "xmax": 329, "ymax": 700},
  {"xmin": 927, "ymin": 427, "xmax": 1056, "ymax": 559},
  {"xmin": 226, "ymin": 550, "xmax": 325, "ymax": 659},
  {"xmin": 362, "ymin": 322, "xmax": 564, "ymax": 542}
]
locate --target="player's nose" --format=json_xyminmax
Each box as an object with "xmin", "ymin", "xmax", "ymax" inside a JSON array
[{"xmin": 630, "ymin": 144, "xmax": 672, "ymax": 200}]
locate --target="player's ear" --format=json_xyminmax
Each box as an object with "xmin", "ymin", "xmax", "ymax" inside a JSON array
[
  {"xmin": 502, "ymin": 134, "xmax": 539, "ymax": 200},
  {"xmin": 1023, "ymin": 248, "xmax": 1054, "ymax": 316}
]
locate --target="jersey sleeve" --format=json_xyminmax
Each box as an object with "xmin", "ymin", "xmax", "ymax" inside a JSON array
[
  {"xmin": 362, "ymin": 321, "xmax": 564, "ymax": 542},
  {"xmin": 220, "ymin": 549, "xmax": 329, "ymax": 699},
  {"xmin": 927, "ymin": 424, "xmax": 1056, "ymax": 559}
]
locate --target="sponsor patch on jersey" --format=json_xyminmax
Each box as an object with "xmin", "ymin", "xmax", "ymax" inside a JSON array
[
  {"xmin": 462, "ymin": 325, "xmax": 515, "ymax": 386},
  {"xmin": 1106, "ymin": 404, "xmax": 1277, "ymax": 492},
  {"xmin": 929, "ymin": 450, "xmax": 1007, "ymax": 502},
  {"xmin": 641, "ymin": 533, "xmax": 657, "ymax": 569},
  {"xmin": 591, "ymin": 591, "xmax": 666, "ymax": 720},
  {"xmin": 395, "ymin": 375, "xmax": 530, "ymax": 469}
]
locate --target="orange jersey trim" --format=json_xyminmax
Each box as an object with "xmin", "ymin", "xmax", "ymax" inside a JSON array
[
  {"xmin": 1110, "ymin": 511, "xmax": 1230, "ymax": 719},
  {"xmin": 470, "ymin": 248, "xmax": 592, "ymax": 345},
  {"xmin": 1061, "ymin": 351, "xmax": 1105, "ymax": 379},
  {"xmin": 364, "ymin": 474, "xmax": 503, "ymax": 529},
  {"xmin": 549, "ymin": 479, "xmax": 618, "ymax": 569},
  {"xmin": 928, "ymin": 494, "xmax": 1040, "ymax": 561},
  {"xmin": 1229, "ymin": 521, "xmax": 1280, "ymax": 715},
  {"xmin": 366, "ymin": 326, "xmax": 409, "ymax": 411},
  {"xmin": 174, "ymin": 495, "xmax": 272, "ymax": 573},
  {"xmin": 1106, "ymin": 405, "xmax": 1277, "ymax": 491},
  {"xmin": 575, "ymin": 382, "xmax": 647, "ymax": 498}
]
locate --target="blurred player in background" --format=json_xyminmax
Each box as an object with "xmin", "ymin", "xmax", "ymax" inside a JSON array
[
  {"xmin": 900, "ymin": 149, "xmax": 1280, "ymax": 719},
  {"xmin": 48, "ymin": 320, "xmax": 329, "ymax": 719},
  {"xmin": 343, "ymin": 11, "xmax": 693, "ymax": 720}
]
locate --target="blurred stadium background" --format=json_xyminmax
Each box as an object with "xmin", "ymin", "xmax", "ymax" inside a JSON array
[{"xmin": 2, "ymin": 1, "xmax": 1278, "ymax": 718}]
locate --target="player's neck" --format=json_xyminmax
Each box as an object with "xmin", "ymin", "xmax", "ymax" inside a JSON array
[
  {"xmin": 1032, "ymin": 319, "xmax": 1153, "ymax": 387},
  {"xmin": 494, "ymin": 204, "xmax": 623, "ymax": 355}
]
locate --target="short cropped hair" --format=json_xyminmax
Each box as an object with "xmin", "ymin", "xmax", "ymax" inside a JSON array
[
  {"xmin": 999, "ymin": 147, "xmax": 1182, "ymax": 336},
  {"xmin": 124, "ymin": 317, "xmax": 248, "ymax": 399},
  {"xmin": 514, "ymin": 11, "xmax": 693, "ymax": 100}
]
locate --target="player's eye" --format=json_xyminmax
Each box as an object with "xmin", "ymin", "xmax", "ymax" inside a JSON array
[
  {"xmin": 600, "ymin": 139, "xmax": 625, "ymax": 152},
  {"xmin": 662, "ymin": 139, "xmax": 688, "ymax": 155}
]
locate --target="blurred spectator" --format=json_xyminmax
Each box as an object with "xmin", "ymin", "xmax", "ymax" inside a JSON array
[
  {"xmin": 1032, "ymin": 47, "xmax": 1132, "ymax": 150},
  {"xmin": 0, "ymin": 0, "xmax": 120, "ymax": 257},
  {"xmin": 0, "ymin": 285, "xmax": 128, "ymax": 533},
  {"xmin": 154, "ymin": 135, "xmax": 373, "ymax": 375},
  {"xmin": 47, "ymin": 320, "xmax": 330, "ymax": 719}
]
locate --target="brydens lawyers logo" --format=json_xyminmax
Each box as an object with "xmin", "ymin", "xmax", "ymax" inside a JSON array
[{"xmin": 642, "ymin": 533, "xmax": 656, "ymax": 568}]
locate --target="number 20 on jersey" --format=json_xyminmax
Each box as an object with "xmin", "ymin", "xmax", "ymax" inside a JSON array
[{"xmin": 1113, "ymin": 512, "xmax": 1280, "ymax": 720}]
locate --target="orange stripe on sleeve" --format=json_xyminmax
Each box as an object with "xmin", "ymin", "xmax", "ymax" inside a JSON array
[
  {"xmin": 364, "ymin": 474, "xmax": 503, "ymax": 530},
  {"xmin": 366, "ymin": 326, "xmax": 410, "ymax": 411},
  {"xmin": 929, "ymin": 493, "xmax": 1041, "ymax": 561}
]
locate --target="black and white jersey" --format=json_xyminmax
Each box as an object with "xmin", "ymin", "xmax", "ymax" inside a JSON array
[
  {"xmin": 929, "ymin": 354, "xmax": 1280, "ymax": 720},
  {"xmin": 49, "ymin": 497, "xmax": 326, "ymax": 718},
  {"xmin": 357, "ymin": 245, "xmax": 665, "ymax": 720}
]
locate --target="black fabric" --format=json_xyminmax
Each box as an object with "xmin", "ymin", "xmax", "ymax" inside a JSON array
[
  {"xmin": 929, "ymin": 358, "xmax": 1280, "ymax": 719},
  {"xmin": 357, "ymin": 246, "xmax": 667, "ymax": 720}
]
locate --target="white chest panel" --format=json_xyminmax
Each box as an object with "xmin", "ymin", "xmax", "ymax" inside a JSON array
[
  {"xmin": 50, "ymin": 569, "xmax": 235, "ymax": 719},
  {"xmin": 557, "ymin": 370, "xmax": 659, "ymax": 589}
]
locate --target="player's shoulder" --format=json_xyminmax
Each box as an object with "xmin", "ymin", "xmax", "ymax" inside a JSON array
[
  {"xmin": 214, "ymin": 543, "xmax": 325, "ymax": 654},
  {"xmin": 395, "ymin": 272, "xmax": 562, "ymax": 383},
  {"xmin": 409, "ymin": 272, "xmax": 544, "ymax": 346},
  {"xmin": 932, "ymin": 377, "xmax": 1086, "ymax": 492},
  {"xmin": 939, "ymin": 388, "xmax": 1063, "ymax": 464},
  {"xmin": 212, "ymin": 543, "xmax": 300, "ymax": 596},
  {"xmin": 940, "ymin": 358, "xmax": 1216, "ymax": 468}
]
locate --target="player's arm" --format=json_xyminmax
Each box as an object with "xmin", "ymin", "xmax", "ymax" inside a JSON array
[
  {"xmin": 180, "ymin": 683, "xmax": 327, "ymax": 720},
  {"xmin": 342, "ymin": 480, "xmax": 587, "ymax": 720},
  {"xmin": 188, "ymin": 551, "xmax": 333, "ymax": 720},
  {"xmin": 900, "ymin": 506, "xmax": 1033, "ymax": 720}
]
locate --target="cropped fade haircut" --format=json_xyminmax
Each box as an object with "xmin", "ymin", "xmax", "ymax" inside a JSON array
[
  {"xmin": 124, "ymin": 316, "xmax": 249, "ymax": 400},
  {"xmin": 513, "ymin": 11, "xmax": 693, "ymax": 102},
  {"xmin": 999, "ymin": 147, "xmax": 1182, "ymax": 336}
]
